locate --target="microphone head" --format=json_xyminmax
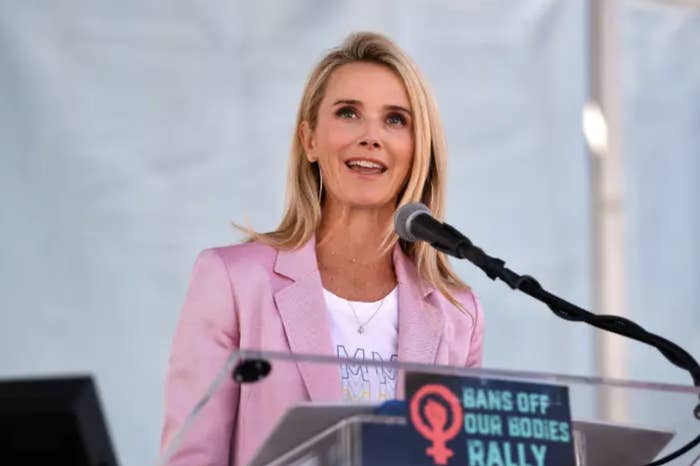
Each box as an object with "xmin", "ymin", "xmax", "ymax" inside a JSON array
[{"xmin": 394, "ymin": 202, "xmax": 432, "ymax": 242}]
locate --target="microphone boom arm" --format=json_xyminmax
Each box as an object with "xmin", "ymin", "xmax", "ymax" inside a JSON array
[{"xmin": 431, "ymin": 221, "xmax": 700, "ymax": 466}]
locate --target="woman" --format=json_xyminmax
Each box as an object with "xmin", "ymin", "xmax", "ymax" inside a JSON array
[{"xmin": 161, "ymin": 32, "xmax": 484, "ymax": 466}]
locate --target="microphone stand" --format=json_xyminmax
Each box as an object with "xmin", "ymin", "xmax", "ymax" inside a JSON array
[{"xmin": 433, "ymin": 223, "xmax": 700, "ymax": 466}]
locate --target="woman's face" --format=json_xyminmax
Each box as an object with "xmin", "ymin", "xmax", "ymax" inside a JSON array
[{"xmin": 301, "ymin": 61, "xmax": 414, "ymax": 210}]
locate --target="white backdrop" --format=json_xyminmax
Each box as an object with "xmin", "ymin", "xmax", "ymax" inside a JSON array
[{"xmin": 0, "ymin": 1, "xmax": 697, "ymax": 465}]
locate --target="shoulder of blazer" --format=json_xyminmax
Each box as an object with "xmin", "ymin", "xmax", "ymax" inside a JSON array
[
  {"xmin": 437, "ymin": 286, "xmax": 482, "ymax": 331},
  {"xmin": 205, "ymin": 242, "xmax": 278, "ymax": 279}
]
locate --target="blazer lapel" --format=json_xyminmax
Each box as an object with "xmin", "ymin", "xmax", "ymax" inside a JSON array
[
  {"xmin": 273, "ymin": 237, "xmax": 341, "ymax": 401},
  {"xmin": 394, "ymin": 244, "xmax": 445, "ymax": 365}
]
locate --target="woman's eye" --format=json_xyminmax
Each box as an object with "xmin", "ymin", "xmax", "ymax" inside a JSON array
[
  {"xmin": 387, "ymin": 113, "xmax": 407, "ymax": 127},
  {"xmin": 336, "ymin": 107, "xmax": 358, "ymax": 119}
]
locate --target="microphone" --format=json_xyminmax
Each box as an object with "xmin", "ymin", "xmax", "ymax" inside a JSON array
[
  {"xmin": 393, "ymin": 202, "xmax": 472, "ymax": 259},
  {"xmin": 394, "ymin": 203, "xmax": 503, "ymax": 278}
]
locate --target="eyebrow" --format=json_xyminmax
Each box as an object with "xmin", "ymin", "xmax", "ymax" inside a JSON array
[{"xmin": 332, "ymin": 99, "xmax": 412, "ymax": 115}]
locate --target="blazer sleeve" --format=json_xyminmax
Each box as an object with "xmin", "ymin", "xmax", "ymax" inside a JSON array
[
  {"xmin": 160, "ymin": 249, "xmax": 241, "ymax": 466},
  {"xmin": 464, "ymin": 290, "xmax": 485, "ymax": 368}
]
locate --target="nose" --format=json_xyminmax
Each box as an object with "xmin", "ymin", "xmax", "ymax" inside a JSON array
[
  {"xmin": 358, "ymin": 121, "xmax": 382, "ymax": 150},
  {"xmin": 359, "ymin": 138, "xmax": 381, "ymax": 150}
]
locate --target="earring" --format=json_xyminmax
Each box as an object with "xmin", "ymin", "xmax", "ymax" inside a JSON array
[{"xmin": 318, "ymin": 164, "xmax": 323, "ymax": 201}]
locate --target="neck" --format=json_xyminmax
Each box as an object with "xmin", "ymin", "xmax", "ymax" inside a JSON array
[
  {"xmin": 315, "ymin": 198, "xmax": 398, "ymax": 301},
  {"xmin": 316, "ymin": 199, "xmax": 395, "ymax": 265}
]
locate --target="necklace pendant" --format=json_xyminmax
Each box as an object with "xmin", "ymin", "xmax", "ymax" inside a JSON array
[{"xmin": 357, "ymin": 326, "xmax": 364, "ymax": 334}]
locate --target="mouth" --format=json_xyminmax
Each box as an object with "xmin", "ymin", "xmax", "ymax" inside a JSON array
[{"xmin": 344, "ymin": 158, "xmax": 387, "ymax": 176}]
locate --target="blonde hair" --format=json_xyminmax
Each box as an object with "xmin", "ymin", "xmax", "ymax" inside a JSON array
[{"xmin": 242, "ymin": 31, "xmax": 469, "ymax": 307}]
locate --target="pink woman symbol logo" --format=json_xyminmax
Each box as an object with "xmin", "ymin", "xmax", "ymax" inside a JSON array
[{"xmin": 409, "ymin": 384, "xmax": 464, "ymax": 465}]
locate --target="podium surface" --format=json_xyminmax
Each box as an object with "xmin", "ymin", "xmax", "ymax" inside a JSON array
[
  {"xmin": 160, "ymin": 350, "xmax": 700, "ymax": 466},
  {"xmin": 250, "ymin": 404, "xmax": 674, "ymax": 466}
]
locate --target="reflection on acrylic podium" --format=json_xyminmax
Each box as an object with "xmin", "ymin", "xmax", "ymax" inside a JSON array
[{"xmin": 160, "ymin": 350, "xmax": 698, "ymax": 466}]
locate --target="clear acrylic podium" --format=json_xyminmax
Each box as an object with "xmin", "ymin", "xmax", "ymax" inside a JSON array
[{"xmin": 159, "ymin": 350, "xmax": 700, "ymax": 466}]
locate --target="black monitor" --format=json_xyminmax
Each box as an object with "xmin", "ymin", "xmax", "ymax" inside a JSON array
[{"xmin": 0, "ymin": 375, "xmax": 118, "ymax": 466}]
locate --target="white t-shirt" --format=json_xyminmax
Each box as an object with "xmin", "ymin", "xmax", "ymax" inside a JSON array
[{"xmin": 322, "ymin": 286, "xmax": 399, "ymax": 403}]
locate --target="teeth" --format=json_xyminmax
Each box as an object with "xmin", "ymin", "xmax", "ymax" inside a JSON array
[{"xmin": 347, "ymin": 160, "xmax": 384, "ymax": 169}]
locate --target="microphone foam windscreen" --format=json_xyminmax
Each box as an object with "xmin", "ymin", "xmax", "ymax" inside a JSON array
[{"xmin": 394, "ymin": 202, "xmax": 431, "ymax": 241}]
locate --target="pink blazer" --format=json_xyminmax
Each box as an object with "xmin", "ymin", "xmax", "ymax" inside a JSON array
[{"xmin": 161, "ymin": 237, "xmax": 484, "ymax": 466}]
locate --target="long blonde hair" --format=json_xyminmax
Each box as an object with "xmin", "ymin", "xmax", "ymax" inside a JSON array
[{"xmin": 242, "ymin": 31, "xmax": 469, "ymax": 307}]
